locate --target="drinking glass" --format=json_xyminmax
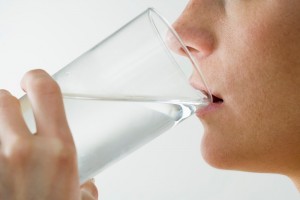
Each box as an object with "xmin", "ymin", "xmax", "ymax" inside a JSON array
[{"xmin": 20, "ymin": 8, "xmax": 212, "ymax": 184}]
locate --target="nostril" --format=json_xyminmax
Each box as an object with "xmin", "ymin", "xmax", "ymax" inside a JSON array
[
  {"xmin": 178, "ymin": 46, "xmax": 201, "ymax": 57},
  {"xmin": 187, "ymin": 46, "xmax": 203, "ymax": 56},
  {"xmin": 187, "ymin": 46, "xmax": 197, "ymax": 53},
  {"xmin": 179, "ymin": 47, "xmax": 188, "ymax": 56},
  {"xmin": 170, "ymin": 23, "xmax": 215, "ymax": 58}
]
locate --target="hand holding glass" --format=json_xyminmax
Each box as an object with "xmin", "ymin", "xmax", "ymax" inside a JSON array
[{"xmin": 20, "ymin": 8, "xmax": 211, "ymax": 184}]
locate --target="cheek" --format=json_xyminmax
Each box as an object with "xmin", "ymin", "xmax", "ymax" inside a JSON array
[
  {"xmin": 198, "ymin": 23, "xmax": 273, "ymax": 164},
  {"xmin": 221, "ymin": 14, "xmax": 284, "ymax": 123},
  {"xmin": 201, "ymin": 14, "xmax": 300, "ymax": 171},
  {"xmin": 199, "ymin": 103, "xmax": 261, "ymax": 170}
]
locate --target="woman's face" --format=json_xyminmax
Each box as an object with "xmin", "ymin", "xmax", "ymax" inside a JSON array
[{"xmin": 172, "ymin": 0, "xmax": 300, "ymax": 175}]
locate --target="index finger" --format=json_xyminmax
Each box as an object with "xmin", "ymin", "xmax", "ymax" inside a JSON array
[{"xmin": 21, "ymin": 70, "xmax": 72, "ymax": 142}]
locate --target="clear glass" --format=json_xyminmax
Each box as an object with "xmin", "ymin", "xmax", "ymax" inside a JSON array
[{"xmin": 20, "ymin": 8, "xmax": 212, "ymax": 184}]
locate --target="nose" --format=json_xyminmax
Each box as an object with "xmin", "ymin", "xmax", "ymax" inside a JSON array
[{"xmin": 167, "ymin": 1, "xmax": 217, "ymax": 59}]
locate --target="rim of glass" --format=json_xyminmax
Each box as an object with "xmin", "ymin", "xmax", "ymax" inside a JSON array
[{"xmin": 147, "ymin": 8, "xmax": 212, "ymax": 103}]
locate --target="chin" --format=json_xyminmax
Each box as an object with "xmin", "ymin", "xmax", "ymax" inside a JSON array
[
  {"xmin": 200, "ymin": 129, "xmax": 239, "ymax": 170},
  {"xmin": 200, "ymin": 129, "xmax": 267, "ymax": 173}
]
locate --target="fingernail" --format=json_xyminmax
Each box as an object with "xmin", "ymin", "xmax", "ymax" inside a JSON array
[{"xmin": 82, "ymin": 178, "xmax": 98, "ymax": 199}]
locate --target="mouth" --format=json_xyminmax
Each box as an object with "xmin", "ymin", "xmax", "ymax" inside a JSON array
[
  {"xmin": 196, "ymin": 90, "xmax": 224, "ymax": 118},
  {"xmin": 211, "ymin": 94, "xmax": 223, "ymax": 104},
  {"xmin": 189, "ymin": 81, "xmax": 224, "ymax": 104},
  {"xmin": 198, "ymin": 88, "xmax": 224, "ymax": 104}
]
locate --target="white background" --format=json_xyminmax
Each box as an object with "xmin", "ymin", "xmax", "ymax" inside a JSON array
[{"xmin": 0, "ymin": 0, "xmax": 299, "ymax": 199}]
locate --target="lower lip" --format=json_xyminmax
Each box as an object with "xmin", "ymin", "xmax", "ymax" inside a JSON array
[{"xmin": 196, "ymin": 103, "xmax": 223, "ymax": 118}]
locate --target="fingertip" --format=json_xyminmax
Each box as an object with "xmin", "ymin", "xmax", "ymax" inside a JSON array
[
  {"xmin": 0, "ymin": 89, "xmax": 19, "ymax": 109},
  {"xmin": 21, "ymin": 69, "xmax": 50, "ymax": 92},
  {"xmin": 0, "ymin": 89, "xmax": 30, "ymax": 140},
  {"xmin": 0, "ymin": 89, "xmax": 19, "ymax": 115},
  {"xmin": 0, "ymin": 89, "xmax": 12, "ymax": 96},
  {"xmin": 20, "ymin": 69, "xmax": 70, "ymax": 139}
]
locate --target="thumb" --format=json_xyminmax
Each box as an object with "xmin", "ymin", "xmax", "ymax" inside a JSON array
[{"xmin": 80, "ymin": 179, "xmax": 99, "ymax": 200}]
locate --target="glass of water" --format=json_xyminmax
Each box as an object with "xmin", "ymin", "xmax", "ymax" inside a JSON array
[{"xmin": 20, "ymin": 8, "xmax": 212, "ymax": 184}]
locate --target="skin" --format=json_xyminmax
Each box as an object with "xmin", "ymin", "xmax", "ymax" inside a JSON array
[
  {"xmin": 1, "ymin": 0, "xmax": 299, "ymax": 197},
  {"xmin": 170, "ymin": 0, "xmax": 300, "ymax": 191},
  {"xmin": 0, "ymin": 70, "xmax": 98, "ymax": 199}
]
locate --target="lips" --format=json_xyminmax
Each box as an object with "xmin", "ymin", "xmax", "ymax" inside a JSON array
[
  {"xmin": 197, "ymin": 87, "xmax": 224, "ymax": 104},
  {"xmin": 189, "ymin": 80, "xmax": 224, "ymax": 104}
]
